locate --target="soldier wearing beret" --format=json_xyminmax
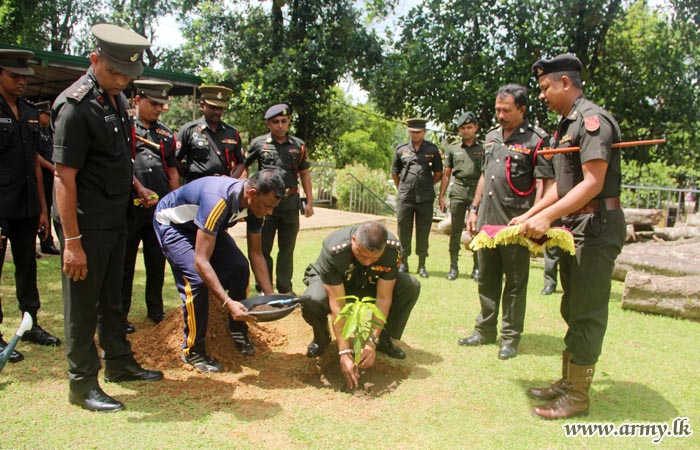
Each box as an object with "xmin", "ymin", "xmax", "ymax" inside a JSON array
[
  {"xmin": 245, "ymin": 104, "xmax": 314, "ymax": 295},
  {"xmin": 438, "ymin": 111, "xmax": 484, "ymax": 281},
  {"xmin": 0, "ymin": 49, "xmax": 61, "ymax": 365},
  {"xmin": 391, "ymin": 118, "xmax": 443, "ymax": 278},
  {"xmin": 35, "ymin": 100, "xmax": 61, "ymax": 256},
  {"xmin": 515, "ymin": 53, "xmax": 625, "ymax": 419},
  {"xmin": 121, "ymin": 80, "xmax": 180, "ymax": 333},
  {"xmin": 52, "ymin": 23, "xmax": 163, "ymax": 412},
  {"xmin": 176, "ymin": 85, "xmax": 245, "ymax": 181},
  {"xmin": 460, "ymin": 84, "xmax": 553, "ymax": 361},
  {"xmin": 301, "ymin": 221, "xmax": 420, "ymax": 388}
]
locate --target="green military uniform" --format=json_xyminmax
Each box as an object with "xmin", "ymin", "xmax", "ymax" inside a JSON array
[
  {"xmin": 472, "ymin": 121, "xmax": 551, "ymax": 346},
  {"xmin": 444, "ymin": 136, "xmax": 483, "ymax": 276},
  {"xmin": 301, "ymin": 226, "xmax": 420, "ymax": 346},
  {"xmin": 552, "ymin": 96, "xmax": 625, "ymax": 365},
  {"xmin": 391, "ymin": 133, "xmax": 442, "ymax": 270},
  {"xmin": 245, "ymin": 104, "xmax": 310, "ymax": 294}
]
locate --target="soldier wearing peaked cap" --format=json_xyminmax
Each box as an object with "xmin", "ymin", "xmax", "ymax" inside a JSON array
[
  {"xmin": 121, "ymin": 80, "xmax": 180, "ymax": 333},
  {"xmin": 391, "ymin": 118, "xmax": 443, "ymax": 278},
  {"xmin": 245, "ymin": 103, "xmax": 315, "ymax": 296},
  {"xmin": 301, "ymin": 221, "xmax": 420, "ymax": 389},
  {"xmin": 438, "ymin": 111, "xmax": 484, "ymax": 282},
  {"xmin": 514, "ymin": 53, "xmax": 624, "ymax": 420},
  {"xmin": 0, "ymin": 49, "xmax": 62, "ymax": 364},
  {"xmin": 52, "ymin": 23, "xmax": 163, "ymax": 413},
  {"xmin": 176, "ymin": 85, "xmax": 245, "ymax": 181}
]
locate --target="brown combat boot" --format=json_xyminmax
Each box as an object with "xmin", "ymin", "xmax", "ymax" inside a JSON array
[
  {"xmin": 527, "ymin": 350, "xmax": 572, "ymax": 400},
  {"xmin": 532, "ymin": 362, "xmax": 595, "ymax": 420}
]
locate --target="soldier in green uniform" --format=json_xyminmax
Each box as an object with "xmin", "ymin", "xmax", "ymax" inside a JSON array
[
  {"xmin": 391, "ymin": 118, "xmax": 443, "ymax": 278},
  {"xmin": 516, "ymin": 54, "xmax": 625, "ymax": 419},
  {"xmin": 121, "ymin": 80, "xmax": 180, "ymax": 332},
  {"xmin": 459, "ymin": 84, "xmax": 552, "ymax": 361},
  {"xmin": 0, "ymin": 50, "xmax": 60, "ymax": 364},
  {"xmin": 438, "ymin": 111, "xmax": 483, "ymax": 281},
  {"xmin": 53, "ymin": 24, "xmax": 163, "ymax": 412},
  {"xmin": 245, "ymin": 104, "xmax": 314, "ymax": 295},
  {"xmin": 35, "ymin": 101, "xmax": 61, "ymax": 255},
  {"xmin": 176, "ymin": 85, "xmax": 246, "ymax": 181},
  {"xmin": 300, "ymin": 221, "xmax": 420, "ymax": 388}
]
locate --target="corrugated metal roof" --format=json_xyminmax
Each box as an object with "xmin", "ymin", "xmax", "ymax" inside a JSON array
[{"xmin": 0, "ymin": 43, "xmax": 202, "ymax": 101}]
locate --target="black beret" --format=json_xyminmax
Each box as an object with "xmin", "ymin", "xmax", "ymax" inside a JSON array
[
  {"xmin": 455, "ymin": 111, "xmax": 477, "ymax": 127},
  {"xmin": 532, "ymin": 53, "xmax": 582, "ymax": 79},
  {"xmin": 264, "ymin": 104, "xmax": 290, "ymax": 120}
]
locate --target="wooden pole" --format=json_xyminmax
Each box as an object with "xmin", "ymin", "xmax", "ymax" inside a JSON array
[{"xmin": 538, "ymin": 138, "xmax": 666, "ymax": 156}]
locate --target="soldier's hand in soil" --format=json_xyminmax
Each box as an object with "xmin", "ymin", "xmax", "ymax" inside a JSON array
[
  {"xmin": 358, "ymin": 343, "xmax": 376, "ymax": 370},
  {"xmin": 63, "ymin": 240, "xmax": 88, "ymax": 281},
  {"xmin": 226, "ymin": 300, "xmax": 257, "ymax": 323},
  {"xmin": 340, "ymin": 353, "xmax": 359, "ymax": 389}
]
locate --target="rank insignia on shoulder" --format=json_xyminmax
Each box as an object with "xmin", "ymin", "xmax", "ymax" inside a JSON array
[
  {"xmin": 331, "ymin": 242, "xmax": 350, "ymax": 254},
  {"xmin": 585, "ymin": 115, "xmax": 600, "ymax": 132}
]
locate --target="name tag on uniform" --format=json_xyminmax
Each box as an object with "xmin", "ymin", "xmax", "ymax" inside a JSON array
[
  {"xmin": 104, "ymin": 114, "xmax": 117, "ymax": 123},
  {"xmin": 0, "ymin": 118, "xmax": 12, "ymax": 124}
]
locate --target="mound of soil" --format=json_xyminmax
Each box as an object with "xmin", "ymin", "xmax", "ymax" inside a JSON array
[{"xmin": 128, "ymin": 295, "xmax": 409, "ymax": 397}]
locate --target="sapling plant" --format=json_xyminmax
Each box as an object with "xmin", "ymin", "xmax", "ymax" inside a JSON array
[{"xmin": 334, "ymin": 295, "xmax": 386, "ymax": 365}]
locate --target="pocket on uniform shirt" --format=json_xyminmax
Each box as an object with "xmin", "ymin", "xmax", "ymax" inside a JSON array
[
  {"xmin": 104, "ymin": 175, "xmax": 132, "ymax": 197},
  {"xmin": 0, "ymin": 125, "xmax": 13, "ymax": 154}
]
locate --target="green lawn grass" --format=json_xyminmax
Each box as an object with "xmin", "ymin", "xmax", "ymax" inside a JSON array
[{"xmin": 1, "ymin": 226, "xmax": 698, "ymax": 449}]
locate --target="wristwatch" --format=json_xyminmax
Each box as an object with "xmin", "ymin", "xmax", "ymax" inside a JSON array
[
  {"xmin": 469, "ymin": 204, "xmax": 478, "ymax": 212},
  {"xmin": 367, "ymin": 335, "xmax": 379, "ymax": 346}
]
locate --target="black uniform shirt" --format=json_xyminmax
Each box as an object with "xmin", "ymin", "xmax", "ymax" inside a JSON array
[
  {"xmin": 310, "ymin": 226, "xmax": 402, "ymax": 294},
  {"xmin": 134, "ymin": 117, "xmax": 177, "ymax": 198},
  {"xmin": 246, "ymin": 133, "xmax": 310, "ymax": 188},
  {"xmin": 552, "ymin": 97, "xmax": 622, "ymax": 199},
  {"xmin": 0, "ymin": 94, "xmax": 41, "ymax": 219},
  {"xmin": 176, "ymin": 117, "xmax": 243, "ymax": 179},
  {"xmin": 391, "ymin": 140, "xmax": 443, "ymax": 203},
  {"xmin": 52, "ymin": 67, "xmax": 134, "ymax": 229},
  {"xmin": 477, "ymin": 121, "xmax": 551, "ymax": 228},
  {"xmin": 38, "ymin": 125, "xmax": 53, "ymax": 165}
]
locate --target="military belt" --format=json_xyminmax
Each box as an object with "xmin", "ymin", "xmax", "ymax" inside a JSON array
[{"xmin": 567, "ymin": 197, "xmax": 620, "ymax": 217}]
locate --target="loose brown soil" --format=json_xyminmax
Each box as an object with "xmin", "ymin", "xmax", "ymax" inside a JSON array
[{"xmin": 128, "ymin": 296, "xmax": 410, "ymax": 399}]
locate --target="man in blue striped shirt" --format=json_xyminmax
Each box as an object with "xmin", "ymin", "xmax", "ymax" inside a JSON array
[{"xmin": 154, "ymin": 169, "xmax": 284, "ymax": 372}]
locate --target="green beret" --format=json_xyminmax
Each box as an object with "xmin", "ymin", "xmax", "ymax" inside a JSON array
[
  {"xmin": 199, "ymin": 85, "xmax": 232, "ymax": 107},
  {"xmin": 91, "ymin": 23, "xmax": 151, "ymax": 78},
  {"xmin": 0, "ymin": 49, "xmax": 34, "ymax": 76},
  {"xmin": 455, "ymin": 111, "xmax": 477, "ymax": 127},
  {"xmin": 134, "ymin": 80, "xmax": 173, "ymax": 104},
  {"xmin": 532, "ymin": 53, "xmax": 582, "ymax": 79},
  {"xmin": 406, "ymin": 118, "xmax": 427, "ymax": 131}
]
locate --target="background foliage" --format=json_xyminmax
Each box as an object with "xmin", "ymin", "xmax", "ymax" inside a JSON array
[{"xmin": 1, "ymin": 0, "xmax": 698, "ymax": 186}]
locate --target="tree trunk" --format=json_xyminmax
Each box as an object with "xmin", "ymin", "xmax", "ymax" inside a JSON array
[
  {"xmin": 651, "ymin": 226, "xmax": 700, "ymax": 241},
  {"xmin": 623, "ymin": 208, "xmax": 665, "ymax": 227},
  {"xmin": 622, "ymin": 271, "xmax": 700, "ymax": 321},
  {"xmin": 613, "ymin": 237, "xmax": 700, "ymax": 281}
]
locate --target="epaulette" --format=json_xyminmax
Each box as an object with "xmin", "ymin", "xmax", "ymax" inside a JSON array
[
  {"xmin": 18, "ymin": 97, "xmax": 36, "ymax": 107},
  {"xmin": 288, "ymin": 134, "xmax": 306, "ymax": 147},
  {"xmin": 67, "ymin": 81, "xmax": 93, "ymax": 103},
  {"xmin": 531, "ymin": 125, "xmax": 548, "ymax": 139},
  {"xmin": 385, "ymin": 239, "xmax": 401, "ymax": 250},
  {"xmin": 330, "ymin": 241, "xmax": 351, "ymax": 255}
]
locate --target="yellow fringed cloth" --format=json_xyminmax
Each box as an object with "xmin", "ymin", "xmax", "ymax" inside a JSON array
[{"xmin": 469, "ymin": 224, "xmax": 575, "ymax": 255}]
